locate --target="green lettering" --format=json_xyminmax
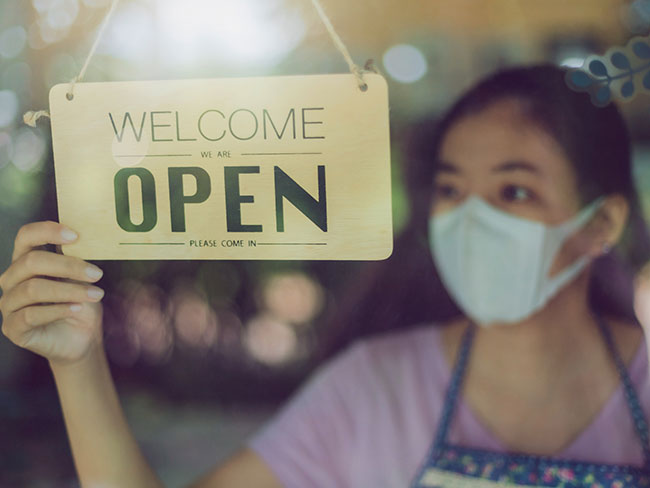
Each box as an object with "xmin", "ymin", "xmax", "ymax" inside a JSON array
[
  {"xmin": 275, "ymin": 165, "xmax": 327, "ymax": 232},
  {"xmin": 114, "ymin": 167, "xmax": 157, "ymax": 232},
  {"xmin": 168, "ymin": 167, "xmax": 211, "ymax": 232},
  {"xmin": 224, "ymin": 166, "xmax": 262, "ymax": 232}
]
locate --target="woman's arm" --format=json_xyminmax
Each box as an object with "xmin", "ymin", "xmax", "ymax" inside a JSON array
[
  {"xmin": 189, "ymin": 448, "xmax": 283, "ymax": 488},
  {"xmin": 49, "ymin": 342, "xmax": 164, "ymax": 488},
  {"xmin": 51, "ymin": 343, "xmax": 282, "ymax": 488},
  {"xmin": 1, "ymin": 221, "xmax": 282, "ymax": 488}
]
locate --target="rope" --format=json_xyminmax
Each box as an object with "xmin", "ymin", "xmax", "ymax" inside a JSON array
[
  {"xmin": 24, "ymin": 0, "xmax": 368, "ymax": 127},
  {"xmin": 23, "ymin": 110, "xmax": 50, "ymax": 127},
  {"xmin": 67, "ymin": 0, "xmax": 120, "ymax": 100},
  {"xmin": 23, "ymin": 0, "xmax": 120, "ymax": 127},
  {"xmin": 308, "ymin": 0, "xmax": 368, "ymax": 91}
]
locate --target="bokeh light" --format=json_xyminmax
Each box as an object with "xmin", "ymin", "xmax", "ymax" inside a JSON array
[
  {"xmin": 0, "ymin": 132, "xmax": 13, "ymax": 169},
  {"xmin": 44, "ymin": 0, "xmax": 79, "ymax": 31},
  {"xmin": 0, "ymin": 26, "xmax": 27, "ymax": 59},
  {"xmin": 82, "ymin": 0, "xmax": 110, "ymax": 7},
  {"xmin": 0, "ymin": 90, "xmax": 19, "ymax": 127},
  {"xmin": 261, "ymin": 271, "xmax": 324, "ymax": 325},
  {"xmin": 31, "ymin": 0, "xmax": 55, "ymax": 14},
  {"xmin": 123, "ymin": 281, "xmax": 174, "ymax": 364},
  {"xmin": 155, "ymin": 0, "xmax": 306, "ymax": 68},
  {"xmin": 11, "ymin": 127, "xmax": 46, "ymax": 172},
  {"xmin": 622, "ymin": 0, "xmax": 650, "ymax": 33},
  {"xmin": 382, "ymin": 44, "xmax": 428, "ymax": 83},
  {"xmin": 170, "ymin": 290, "xmax": 219, "ymax": 351},
  {"xmin": 244, "ymin": 314, "xmax": 298, "ymax": 366},
  {"xmin": 100, "ymin": 1, "xmax": 154, "ymax": 62}
]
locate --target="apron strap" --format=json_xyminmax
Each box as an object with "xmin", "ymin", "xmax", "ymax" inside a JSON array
[
  {"xmin": 593, "ymin": 312, "xmax": 650, "ymax": 468},
  {"xmin": 431, "ymin": 321, "xmax": 476, "ymax": 453},
  {"xmin": 431, "ymin": 315, "xmax": 650, "ymax": 467}
]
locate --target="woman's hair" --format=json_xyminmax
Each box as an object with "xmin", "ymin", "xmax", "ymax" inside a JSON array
[{"xmin": 319, "ymin": 63, "xmax": 650, "ymax": 360}]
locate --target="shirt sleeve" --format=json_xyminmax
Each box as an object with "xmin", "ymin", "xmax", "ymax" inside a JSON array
[{"xmin": 247, "ymin": 341, "xmax": 367, "ymax": 488}]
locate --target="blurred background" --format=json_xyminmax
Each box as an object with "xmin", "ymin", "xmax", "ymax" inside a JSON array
[{"xmin": 1, "ymin": 0, "xmax": 650, "ymax": 486}]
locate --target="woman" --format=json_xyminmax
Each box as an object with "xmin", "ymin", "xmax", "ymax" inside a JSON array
[{"xmin": 1, "ymin": 64, "xmax": 649, "ymax": 487}]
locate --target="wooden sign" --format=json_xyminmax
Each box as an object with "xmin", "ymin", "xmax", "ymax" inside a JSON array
[{"xmin": 49, "ymin": 74, "xmax": 392, "ymax": 260}]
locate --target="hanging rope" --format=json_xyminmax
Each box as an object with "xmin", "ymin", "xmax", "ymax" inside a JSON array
[
  {"xmin": 66, "ymin": 0, "xmax": 121, "ymax": 101},
  {"xmin": 23, "ymin": 0, "xmax": 120, "ymax": 126},
  {"xmin": 24, "ymin": 0, "xmax": 368, "ymax": 127},
  {"xmin": 308, "ymin": 0, "xmax": 368, "ymax": 91}
]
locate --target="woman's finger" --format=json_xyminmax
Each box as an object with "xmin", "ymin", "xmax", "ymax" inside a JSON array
[
  {"xmin": 0, "ymin": 278, "xmax": 103, "ymax": 315},
  {"xmin": 1, "ymin": 303, "xmax": 83, "ymax": 344},
  {"xmin": 0, "ymin": 250, "xmax": 103, "ymax": 292},
  {"xmin": 11, "ymin": 221, "xmax": 78, "ymax": 263}
]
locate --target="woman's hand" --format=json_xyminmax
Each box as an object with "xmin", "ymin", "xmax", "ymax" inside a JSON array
[{"xmin": 0, "ymin": 221, "xmax": 105, "ymax": 366}]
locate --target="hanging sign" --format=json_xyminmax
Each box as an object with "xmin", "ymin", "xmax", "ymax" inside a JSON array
[{"xmin": 49, "ymin": 73, "xmax": 392, "ymax": 260}]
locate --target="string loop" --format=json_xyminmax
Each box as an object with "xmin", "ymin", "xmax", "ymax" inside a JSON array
[{"xmin": 23, "ymin": 110, "xmax": 50, "ymax": 127}]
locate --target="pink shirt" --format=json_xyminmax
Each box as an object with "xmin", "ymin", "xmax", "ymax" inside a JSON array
[{"xmin": 248, "ymin": 323, "xmax": 650, "ymax": 488}]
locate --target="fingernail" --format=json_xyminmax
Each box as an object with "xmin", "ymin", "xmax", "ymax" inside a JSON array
[
  {"xmin": 85, "ymin": 266, "xmax": 103, "ymax": 280},
  {"xmin": 61, "ymin": 229, "xmax": 78, "ymax": 242},
  {"xmin": 87, "ymin": 288, "xmax": 104, "ymax": 300},
  {"xmin": 70, "ymin": 304, "xmax": 82, "ymax": 312}
]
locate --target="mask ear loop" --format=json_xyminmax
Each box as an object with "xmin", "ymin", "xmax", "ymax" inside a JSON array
[
  {"xmin": 540, "ymin": 196, "xmax": 607, "ymax": 288},
  {"xmin": 567, "ymin": 196, "xmax": 607, "ymax": 232},
  {"xmin": 549, "ymin": 196, "xmax": 607, "ymax": 249},
  {"xmin": 571, "ymin": 196, "xmax": 610, "ymax": 257}
]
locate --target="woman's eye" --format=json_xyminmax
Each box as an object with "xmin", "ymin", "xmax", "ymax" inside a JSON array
[
  {"xmin": 501, "ymin": 184, "xmax": 534, "ymax": 202},
  {"xmin": 433, "ymin": 184, "xmax": 460, "ymax": 200}
]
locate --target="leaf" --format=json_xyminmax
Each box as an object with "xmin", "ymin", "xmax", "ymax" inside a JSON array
[
  {"xmin": 594, "ymin": 85, "xmax": 611, "ymax": 105},
  {"xmin": 644, "ymin": 70, "xmax": 650, "ymax": 90},
  {"xmin": 568, "ymin": 70, "xmax": 593, "ymax": 88},
  {"xmin": 611, "ymin": 52, "xmax": 630, "ymax": 70},
  {"xmin": 621, "ymin": 80, "xmax": 635, "ymax": 98},
  {"xmin": 633, "ymin": 41, "xmax": 650, "ymax": 59},
  {"xmin": 589, "ymin": 59, "xmax": 608, "ymax": 77}
]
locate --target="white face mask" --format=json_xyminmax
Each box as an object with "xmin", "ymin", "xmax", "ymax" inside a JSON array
[{"xmin": 428, "ymin": 195, "xmax": 604, "ymax": 326}]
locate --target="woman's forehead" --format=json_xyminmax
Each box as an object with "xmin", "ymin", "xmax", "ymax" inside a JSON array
[{"xmin": 438, "ymin": 100, "xmax": 575, "ymax": 182}]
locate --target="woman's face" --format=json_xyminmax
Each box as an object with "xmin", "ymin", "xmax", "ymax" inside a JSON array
[{"xmin": 430, "ymin": 99, "xmax": 583, "ymax": 225}]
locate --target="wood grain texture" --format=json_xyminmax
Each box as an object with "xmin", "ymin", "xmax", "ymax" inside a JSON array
[{"xmin": 49, "ymin": 73, "xmax": 392, "ymax": 260}]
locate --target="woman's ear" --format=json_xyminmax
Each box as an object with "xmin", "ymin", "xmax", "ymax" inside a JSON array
[{"xmin": 587, "ymin": 194, "xmax": 629, "ymax": 257}]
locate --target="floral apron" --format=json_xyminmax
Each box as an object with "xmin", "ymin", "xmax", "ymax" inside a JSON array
[{"xmin": 409, "ymin": 313, "xmax": 650, "ymax": 487}]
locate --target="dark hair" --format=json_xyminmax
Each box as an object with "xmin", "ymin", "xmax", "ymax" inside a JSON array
[{"xmin": 319, "ymin": 63, "xmax": 650, "ymax": 360}]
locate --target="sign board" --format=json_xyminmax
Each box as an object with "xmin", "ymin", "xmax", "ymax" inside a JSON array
[{"xmin": 49, "ymin": 74, "xmax": 392, "ymax": 260}]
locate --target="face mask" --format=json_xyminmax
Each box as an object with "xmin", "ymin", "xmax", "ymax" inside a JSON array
[{"xmin": 428, "ymin": 195, "xmax": 604, "ymax": 326}]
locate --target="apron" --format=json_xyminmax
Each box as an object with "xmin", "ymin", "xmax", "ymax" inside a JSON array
[{"xmin": 409, "ymin": 313, "xmax": 650, "ymax": 487}]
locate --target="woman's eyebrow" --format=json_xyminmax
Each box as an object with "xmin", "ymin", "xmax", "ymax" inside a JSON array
[
  {"xmin": 436, "ymin": 160, "xmax": 459, "ymax": 173},
  {"xmin": 492, "ymin": 160, "xmax": 541, "ymax": 175},
  {"xmin": 435, "ymin": 159, "xmax": 541, "ymax": 176}
]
